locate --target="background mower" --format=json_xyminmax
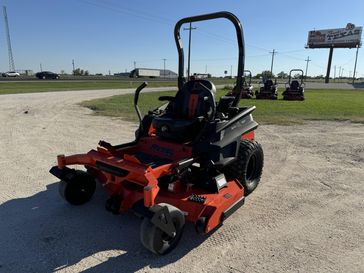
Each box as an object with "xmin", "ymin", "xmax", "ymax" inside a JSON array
[
  {"xmin": 50, "ymin": 11, "xmax": 264, "ymax": 255},
  {"xmin": 282, "ymin": 69, "xmax": 305, "ymax": 101},
  {"xmin": 231, "ymin": 70, "xmax": 254, "ymax": 99},
  {"xmin": 255, "ymin": 77, "xmax": 278, "ymax": 100}
]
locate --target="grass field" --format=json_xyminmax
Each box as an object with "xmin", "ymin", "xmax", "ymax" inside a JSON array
[
  {"xmin": 80, "ymin": 89, "xmax": 364, "ymax": 125},
  {"xmin": 0, "ymin": 78, "xmax": 235, "ymax": 95}
]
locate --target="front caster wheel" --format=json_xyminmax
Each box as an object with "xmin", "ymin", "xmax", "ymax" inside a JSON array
[
  {"xmin": 59, "ymin": 170, "xmax": 96, "ymax": 205},
  {"xmin": 140, "ymin": 203, "xmax": 185, "ymax": 255}
]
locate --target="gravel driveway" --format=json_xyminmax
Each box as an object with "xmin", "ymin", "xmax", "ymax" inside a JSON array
[{"xmin": 0, "ymin": 89, "xmax": 363, "ymax": 273}]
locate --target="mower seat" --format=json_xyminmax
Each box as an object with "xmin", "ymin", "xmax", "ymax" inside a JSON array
[
  {"xmin": 264, "ymin": 80, "xmax": 274, "ymax": 90},
  {"xmin": 152, "ymin": 79, "xmax": 216, "ymax": 142},
  {"xmin": 290, "ymin": 80, "xmax": 300, "ymax": 90}
]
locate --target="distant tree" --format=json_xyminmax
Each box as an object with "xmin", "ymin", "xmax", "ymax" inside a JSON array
[
  {"xmin": 73, "ymin": 68, "xmax": 89, "ymax": 76},
  {"xmin": 294, "ymin": 73, "xmax": 303, "ymax": 79},
  {"xmin": 73, "ymin": 68, "xmax": 81, "ymax": 75},
  {"xmin": 277, "ymin": 71, "xmax": 288, "ymax": 79},
  {"xmin": 255, "ymin": 70, "xmax": 275, "ymax": 79}
]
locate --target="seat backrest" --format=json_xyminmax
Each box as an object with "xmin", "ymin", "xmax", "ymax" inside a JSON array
[
  {"xmin": 290, "ymin": 80, "xmax": 300, "ymax": 90},
  {"xmin": 264, "ymin": 80, "xmax": 273, "ymax": 89},
  {"xmin": 174, "ymin": 79, "xmax": 216, "ymax": 121}
]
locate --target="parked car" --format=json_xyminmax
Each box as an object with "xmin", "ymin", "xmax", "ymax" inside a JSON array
[
  {"xmin": 35, "ymin": 71, "xmax": 60, "ymax": 79},
  {"xmin": 2, "ymin": 71, "xmax": 20, "ymax": 77}
]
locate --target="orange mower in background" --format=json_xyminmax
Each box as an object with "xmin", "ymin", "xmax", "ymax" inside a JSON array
[{"xmin": 50, "ymin": 11, "xmax": 264, "ymax": 255}]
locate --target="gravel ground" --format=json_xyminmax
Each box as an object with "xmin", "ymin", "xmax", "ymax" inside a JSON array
[{"xmin": 0, "ymin": 89, "xmax": 363, "ymax": 273}]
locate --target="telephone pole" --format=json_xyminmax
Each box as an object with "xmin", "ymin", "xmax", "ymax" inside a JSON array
[
  {"xmin": 183, "ymin": 22, "xmax": 197, "ymax": 80},
  {"xmin": 269, "ymin": 49, "xmax": 277, "ymax": 75},
  {"xmin": 72, "ymin": 59, "xmax": 75, "ymax": 74},
  {"xmin": 339, "ymin": 66, "xmax": 342, "ymax": 79},
  {"xmin": 304, "ymin": 56, "xmax": 311, "ymax": 78},
  {"xmin": 162, "ymin": 58, "xmax": 167, "ymax": 78}
]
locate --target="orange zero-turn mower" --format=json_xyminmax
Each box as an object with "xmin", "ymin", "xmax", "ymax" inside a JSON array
[{"xmin": 50, "ymin": 11, "xmax": 264, "ymax": 255}]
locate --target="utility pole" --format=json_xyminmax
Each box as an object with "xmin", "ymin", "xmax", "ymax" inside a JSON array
[
  {"xmin": 269, "ymin": 49, "xmax": 277, "ymax": 76},
  {"xmin": 72, "ymin": 59, "xmax": 75, "ymax": 74},
  {"xmin": 304, "ymin": 56, "xmax": 311, "ymax": 78},
  {"xmin": 162, "ymin": 58, "xmax": 167, "ymax": 78},
  {"xmin": 352, "ymin": 45, "xmax": 360, "ymax": 84},
  {"xmin": 3, "ymin": 6, "xmax": 15, "ymax": 71},
  {"xmin": 133, "ymin": 61, "xmax": 136, "ymax": 70},
  {"xmin": 339, "ymin": 66, "xmax": 341, "ymax": 79},
  {"xmin": 40, "ymin": 63, "xmax": 43, "ymax": 72},
  {"xmin": 183, "ymin": 22, "xmax": 197, "ymax": 80}
]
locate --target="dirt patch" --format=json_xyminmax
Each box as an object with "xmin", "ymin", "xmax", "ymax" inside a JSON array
[{"xmin": 0, "ymin": 90, "xmax": 363, "ymax": 273}]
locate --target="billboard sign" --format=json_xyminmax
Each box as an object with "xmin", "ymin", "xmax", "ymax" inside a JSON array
[{"xmin": 307, "ymin": 23, "xmax": 362, "ymax": 48}]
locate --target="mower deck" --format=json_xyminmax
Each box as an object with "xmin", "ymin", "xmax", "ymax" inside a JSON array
[{"xmin": 51, "ymin": 136, "xmax": 246, "ymax": 233}]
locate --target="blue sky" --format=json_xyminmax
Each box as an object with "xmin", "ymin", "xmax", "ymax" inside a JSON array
[{"xmin": 0, "ymin": 0, "xmax": 363, "ymax": 77}]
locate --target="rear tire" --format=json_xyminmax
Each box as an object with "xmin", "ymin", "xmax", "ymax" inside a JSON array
[
  {"xmin": 59, "ymin": 170, "xmax": 96, "ymax": 205},
  {"xmin": 140, "ymin": 203, "xmax": 185, "ymax": 255},
  {"xmin": 224, "ymin": 139, "xmax": 264, "ymax": 196}
]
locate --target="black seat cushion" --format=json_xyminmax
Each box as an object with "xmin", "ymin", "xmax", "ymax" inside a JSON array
[
  {"xmin": 152, "ymin": 80, "xmax": 216, "ymax": 142},
  {"xmin": 290, "ymin": 80, "xmax": 300, "ymax": 90}
]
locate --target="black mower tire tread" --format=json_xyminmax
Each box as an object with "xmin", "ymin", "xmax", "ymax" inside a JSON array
[
  {"xmin": 224, "ymin": 139, "xmax": 264, "ymax": 196},
  {"xmin": 59, "ymin": 170, "xmax": 96, "ymax": 206},
  {"xmin": 140, "ymin": 203, "xmax": 185, "ymax": 255}
]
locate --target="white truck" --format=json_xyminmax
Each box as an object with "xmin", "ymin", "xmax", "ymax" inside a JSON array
[{"xmin": 130, "ymin": 68, "xmax": 160, "ymax": 78}]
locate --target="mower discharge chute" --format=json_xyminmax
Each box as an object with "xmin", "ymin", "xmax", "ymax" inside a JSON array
[
  {"xmin": 50, "ymin": 11, "xmax": 264, "ymax": 255},
  {"xmin": 282, "ymin": 69, "xmax": 305, "ymax": 101}
]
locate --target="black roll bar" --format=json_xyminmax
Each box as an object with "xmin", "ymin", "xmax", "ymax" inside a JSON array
[
  {"xmin": 174, "ymin": 11, "xmax": 245, "ymax": 100},
  {"xmin": 288, "ymin": 69, "xmax": 304, "ymax": 85}
]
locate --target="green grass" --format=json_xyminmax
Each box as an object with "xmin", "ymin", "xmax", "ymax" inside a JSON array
[
  {"xmin": 0, "ymin": 78, "xmax": 236, "ymax": 95},
  {"xmin": 80, "ymin": 89, "xmax": 364, "ymax": 125}
]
